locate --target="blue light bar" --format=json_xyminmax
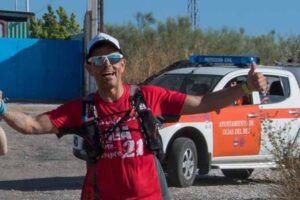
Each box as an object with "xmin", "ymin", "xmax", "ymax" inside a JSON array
[{"xmin": 189, "ymin": 55, "xmax": 260, "ymax": 65}]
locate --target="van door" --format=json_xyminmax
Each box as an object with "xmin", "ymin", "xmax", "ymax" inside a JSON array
[
  {"xmin": 212, "ymin": 104, "xmax": 261, "ymax": 157},
  {"xmin": 258, "ymin": 75, "xmax": 300, "ymax": 156},
  {"xmin": 212, "ymin": 76, "xmax": 261, "ymax": 157}
]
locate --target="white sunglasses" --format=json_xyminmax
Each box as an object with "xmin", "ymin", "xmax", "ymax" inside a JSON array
[{"xmin": 88, "ymin": 53, "xmax": 124, "ymax": 67}]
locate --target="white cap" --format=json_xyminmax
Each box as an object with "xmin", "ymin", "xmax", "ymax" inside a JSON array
[{"xmin": 87, "ymin": 32, "xmax": 121, "ymax": 55}]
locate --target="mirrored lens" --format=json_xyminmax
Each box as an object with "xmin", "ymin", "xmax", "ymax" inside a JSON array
[{"xmin": 107, "ymin": 54, "xmax": 123, "ymax": 64}]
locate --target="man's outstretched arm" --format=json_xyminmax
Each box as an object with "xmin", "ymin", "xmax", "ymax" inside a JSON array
[
  {"xmin": 1, "ymin": 111, "xmax": 58, "ymax": 135},
  {"xmin": 180, "ymin": 61, "xmax": 267, "ymax": 115},
  {"xmin": 0, "ymin": 91, "xmax": 58, "ymax": 135}
]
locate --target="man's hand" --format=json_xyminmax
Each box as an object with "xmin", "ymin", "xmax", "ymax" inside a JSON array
[{"xmin": 247, "ymin": 62, "xmax": 268, "ymax": 92}]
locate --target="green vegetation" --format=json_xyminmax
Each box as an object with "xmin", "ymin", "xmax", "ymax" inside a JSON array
[
  {"xmin": 28, "ymin": 7, "xmax": 300, "ymax": 83},
  {"xmin": 102, "ymin": 14, "xmax": 300, "ymax": 83},
  {"xmin": 30, "ymin": 5, "xmax": 300, "ymax": 83},
  {"xmin": 29, "ymin": 5, "xmax": 80, "ymax": 39}
]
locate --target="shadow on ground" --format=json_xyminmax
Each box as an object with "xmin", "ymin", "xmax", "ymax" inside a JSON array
[
  {"xmin": 193, "ymin": 175, "xmax": 275, "ymax": 186},
  {"xmin": 0, "ymin": 176, "xmax": 84, "ymax": 191},
  {"xmin": 167, "ymin": 174, "xmax": 275, "ymax": 187}
]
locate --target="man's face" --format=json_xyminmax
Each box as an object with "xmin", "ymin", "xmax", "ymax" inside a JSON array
[{"xmin": 87, "ymin": 45, "xmax": 125, "ymax": 90}]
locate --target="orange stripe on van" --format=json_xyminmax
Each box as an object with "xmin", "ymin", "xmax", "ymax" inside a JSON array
[
  {"xmin": 179, "ymin": 113, "xmax": 211, "ymax": 122},
  {"xmin": 260, "ymin": 108, "xmax": 300, "ymax": 119},
  {"xmin": 161, "ymin": 113, "xmax": 211, "ymax": 128}
]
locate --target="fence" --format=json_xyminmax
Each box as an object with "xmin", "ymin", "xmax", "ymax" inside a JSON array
[{"xmin": 0, "ymin": 38, "xmax": 83, "ymax": 102}]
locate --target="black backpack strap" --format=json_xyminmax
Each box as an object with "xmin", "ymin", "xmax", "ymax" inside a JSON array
[
  {"xmin": 130, "ymin": 86, "xmax": 179, "ymax": 123},
  {"xmin": 130, "ymin": 85, "xmax": 147, "ymax": 112},
  {"xmin": 82, "ymin": 93, "xmax": 97, "ymax": 121},
  {"xmin": 130, "ymin": 85, "xmax": 164, "ymax": 158},
  {"xmin": 130, "ymin": 85, "xmax": 140, "ymax": 97}
]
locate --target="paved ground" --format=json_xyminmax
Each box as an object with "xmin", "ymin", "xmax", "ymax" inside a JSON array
[{"xmin": 0, "ymin": 103, "xmax": 278, "ymax": 200}]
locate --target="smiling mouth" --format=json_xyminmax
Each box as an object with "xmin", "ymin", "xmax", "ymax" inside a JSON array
[{"xmin": 102, "ymin": 72, "xmax": 116, "ymax": 77}]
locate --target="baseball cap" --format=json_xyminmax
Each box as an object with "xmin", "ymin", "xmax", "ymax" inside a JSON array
[{"xmin": 87, "ymin": 32, "xmax": 122, "ymax": 57}]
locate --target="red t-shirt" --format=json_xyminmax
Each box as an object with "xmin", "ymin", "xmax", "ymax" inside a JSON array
[{"xmin": 47, "ymin": 84, "xmax": 186, "ymax": 200}]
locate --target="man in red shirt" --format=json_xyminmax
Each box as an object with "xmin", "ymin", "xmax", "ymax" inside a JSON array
[{"xmin": 0, "ymin": 32, "xmax": 267, "ymax": 200}]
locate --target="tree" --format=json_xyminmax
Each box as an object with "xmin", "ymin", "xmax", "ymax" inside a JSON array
[
  {"xmin": 134, "ymin": 12, "xmax": 156, "ymax": 30},
  {"xmin": 29, "ymin": 5, "xmax": 80, "ymax": 39}
]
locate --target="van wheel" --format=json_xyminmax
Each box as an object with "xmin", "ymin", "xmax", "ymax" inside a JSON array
[
  {"xmin": 167, "ymin": 137, "xmax": 197, "ymax": 187},
  {"xmin": 221, "ymin": 169, "xmax": 254, "ymax": 179}
]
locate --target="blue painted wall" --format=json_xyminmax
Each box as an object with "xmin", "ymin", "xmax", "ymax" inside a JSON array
[{"xmin": 0, "ymin": 38, "xmax": 83, "ymax": 102}]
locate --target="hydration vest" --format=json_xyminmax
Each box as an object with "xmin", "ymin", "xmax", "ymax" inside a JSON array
[{"xmin": 72, "ymin": 85, "xmax": 163, "ymax": 163}]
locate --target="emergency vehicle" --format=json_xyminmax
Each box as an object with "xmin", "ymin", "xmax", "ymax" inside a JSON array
[{"xmin": 146, "ymin": 55, "xmax": 300, "ymax": 187}]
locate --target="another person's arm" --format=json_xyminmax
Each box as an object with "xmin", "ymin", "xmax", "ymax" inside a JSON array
[
  {"xmin": 181, "ymin": 62, "xmax": 267, "ymax": 115},
  {"xmin": 0, "ymin": 126, "xmax": 8, "ymax": 155}
]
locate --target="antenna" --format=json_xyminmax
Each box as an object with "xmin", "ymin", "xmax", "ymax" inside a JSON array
[{"xmin": 188, "ymin": 0, "xmax": 199, "ymax": 29}]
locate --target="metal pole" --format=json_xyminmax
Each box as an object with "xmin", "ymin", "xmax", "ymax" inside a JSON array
[
  {"xmin": 97, "ymin": 0, "xmax": 104, "ymax": 32},
  {"xmin": 91, "ymin": 0, "xmax": 98, "ymax": 36},
  {"xmin": 97, "ymin": 0, "xmax": 100, "ymax": 32},
  {"xmin": 26, "ymin": 0, "xmax": 30, "ymax": 12},
  {"xmin": 100, "ymin": 0, "xmax": 104, "ymax": 32},
  {"xmin": 15, "ymin": 0, "xmax": 18, "ymax": 11}
]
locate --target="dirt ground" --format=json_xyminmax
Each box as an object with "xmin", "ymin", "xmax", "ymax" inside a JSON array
[
  {"xmin": 0, "ymin": 103, "xmax": 84, "ymax": 200},
  {"xmin": 0, "ymin": 103, "xmax": 278, "ymax": 200}
]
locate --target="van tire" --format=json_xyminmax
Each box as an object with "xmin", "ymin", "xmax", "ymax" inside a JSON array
[{"xmin": 167, "ymin": 137, "xmax": 197, "ymax": 187}]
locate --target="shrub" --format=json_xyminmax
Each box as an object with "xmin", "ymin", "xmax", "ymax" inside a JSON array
[{"xmin": 262, "ymin": 119, "xmax": 300, "ymax": 199}]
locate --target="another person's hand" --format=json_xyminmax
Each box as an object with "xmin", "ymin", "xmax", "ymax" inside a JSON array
[
  {"xmin": 0, "ymin": 90, "xmax": 2, "ymax": 103},
  {"xmin": 246, "ymin": 62, "xmax": 268, "ymax": 92},
  {"xmin": 0, "ymin": 126, "xmax": 8, "ymax": 155},
  {"xmin": 0, "ymin": 91, "xmax": 6, "ymax": 116}
]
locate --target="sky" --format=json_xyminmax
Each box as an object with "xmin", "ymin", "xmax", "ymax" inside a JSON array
[{"xmin": 0, "ymin": 0, "xmax": 299, "ymax": 36}]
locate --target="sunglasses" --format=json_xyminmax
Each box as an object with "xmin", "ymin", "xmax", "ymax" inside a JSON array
[{"xmin": 88, "ymin": 53, "xmax": 124, "ymax": 67}]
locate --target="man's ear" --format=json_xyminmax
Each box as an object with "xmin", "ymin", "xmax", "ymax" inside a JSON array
[
  {"xmin": 120, "ymin": 58, "xmax": 126, "ymax": 73},
  {"xmin": 85, "ymin": 62, "xmax": 94, "ymax": 75}
]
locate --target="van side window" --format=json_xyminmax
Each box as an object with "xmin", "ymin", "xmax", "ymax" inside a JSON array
[{"xmin": 260, "ymin": 76, "xmax": 290, "ymax": 104}]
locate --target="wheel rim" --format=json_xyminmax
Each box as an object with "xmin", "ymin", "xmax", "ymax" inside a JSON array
[{"xmin": 182, "ymin": 148, "xmax": 195, "ymax": 180}]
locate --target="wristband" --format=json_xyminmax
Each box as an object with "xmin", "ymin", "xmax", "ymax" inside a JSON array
[
  {"xmin": 0, "ymin": 100, "xmax": 6, "ymax": 115},
  {"xmin": 241, "ymin": 83, "xmax": 252, "ymax": 95}
]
